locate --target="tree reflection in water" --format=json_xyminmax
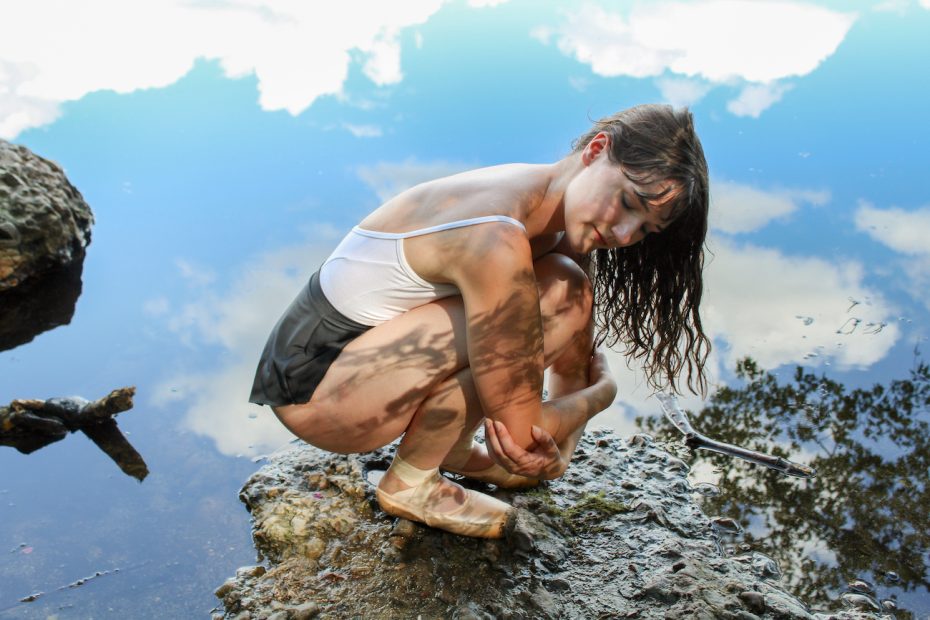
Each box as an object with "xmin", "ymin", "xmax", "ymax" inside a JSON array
[{"xmin": 637, "ymin": 358, "xmax": 930, "ymax": 617}]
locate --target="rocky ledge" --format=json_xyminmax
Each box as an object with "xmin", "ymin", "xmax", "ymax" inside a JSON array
[
  {"xmin": 216, "ymin": 429, "xmax": 883, "ymax": 620},
  {"xmin": 0, "ymin": 139, "xmax": 93, "ymax": 291}
]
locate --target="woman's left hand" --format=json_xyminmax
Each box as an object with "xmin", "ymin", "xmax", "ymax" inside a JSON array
[{"xmin": 484, "ymin": 419, "xmax": 567, "ymax": 480}]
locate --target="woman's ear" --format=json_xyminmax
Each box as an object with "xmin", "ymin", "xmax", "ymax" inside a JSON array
[{"xmin": 582, "ymin": 131, "xmax": 610, "ymax": 165}]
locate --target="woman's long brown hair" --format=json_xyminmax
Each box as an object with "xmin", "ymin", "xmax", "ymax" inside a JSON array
[{"xmin": 573, "ymin": 104, "xmax": 711, "ymax": 395}]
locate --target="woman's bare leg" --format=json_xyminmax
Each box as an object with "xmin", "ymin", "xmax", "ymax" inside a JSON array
[
  {"xmin": 274, "ymin": 254, "xmax": 590, "ymax": 449},
  {"xmin": 272, "ymin": 254, "xmax": 592, "ymax": 509}
]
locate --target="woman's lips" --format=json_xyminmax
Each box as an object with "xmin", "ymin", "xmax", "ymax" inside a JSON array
[{"xmin": 594, "ymin": 227, "xmax": 607, "ymax": 246}]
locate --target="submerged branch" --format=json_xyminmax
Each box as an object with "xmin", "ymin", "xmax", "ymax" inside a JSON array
[
  {"xmin": 0, "ymin": 387, "xmax": 146, "ymax": 480},
  {"xmin": 655, "ymin": 393, "xmax": 815, "ymax": 479}
]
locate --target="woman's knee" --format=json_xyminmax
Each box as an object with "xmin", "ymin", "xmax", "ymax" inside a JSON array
[{"xmin": 535, "ymin": 253, "xmax": 593, "ymax": 323}]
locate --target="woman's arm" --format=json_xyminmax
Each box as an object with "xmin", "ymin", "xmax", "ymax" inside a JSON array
[
  {"xmin": 492, "ymin": 230, "xmax": 613, "ymax": 476},
  {"xmin": 485, "ymin": 350, "xmax": 617, "ymax": 478},
  {"xmin": 448, "ymin": 222, "xmax": 596, "ymax": 449}
]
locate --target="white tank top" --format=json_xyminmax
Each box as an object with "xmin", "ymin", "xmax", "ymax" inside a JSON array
[{"xmin": 319, "ymin": 215, "xmax": 526, "ymax": 326}]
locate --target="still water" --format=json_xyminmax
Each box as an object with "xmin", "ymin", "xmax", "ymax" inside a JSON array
[{"xmin": 2, "ymin": 1, "xmax": 929, "ymax": 617}]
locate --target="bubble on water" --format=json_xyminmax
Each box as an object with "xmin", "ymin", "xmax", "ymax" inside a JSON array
[
  {"xmin": 881, "ymin": 599, "xmax": 897, "ymax": 611},
  {"xmin": 884, "ymin": 571, "xmax": 900, "ymax": 583},
  {"xmin": 248, "ymin": 412, "xmax": 258, "ymax": 419}
]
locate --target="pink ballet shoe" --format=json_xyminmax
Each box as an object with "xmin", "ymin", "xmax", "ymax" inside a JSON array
[{"xmin": 376, "ymin": 456, "xmax": 514, "ymax": 539}]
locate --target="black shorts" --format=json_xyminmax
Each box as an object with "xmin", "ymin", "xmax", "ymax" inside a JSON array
[{"xmin": 249, "ymin": 269, "xmax": 371, "ymax": 407}]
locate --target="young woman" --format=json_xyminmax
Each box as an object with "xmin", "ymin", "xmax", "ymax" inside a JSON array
[{"xmin": 250, "ymin": 104, "xmax": 710, "ymax": 539}]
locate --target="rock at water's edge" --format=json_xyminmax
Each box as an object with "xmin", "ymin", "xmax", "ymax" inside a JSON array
[
  {"xmin": 0, "ymin": 257, "xmax": 83, "ymax": 352},
  {"xmin": 218, "ymin": 430, "xmax": 885, "ymax": 620},
  {"xmin": 0, "ymin": 139, "xmax": 93, "ymax": 291}
]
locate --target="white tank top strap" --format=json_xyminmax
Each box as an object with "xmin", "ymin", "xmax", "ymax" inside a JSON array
[{"xmin": 352, "ymin": 215, "xmax": 525, "ymax": 239}]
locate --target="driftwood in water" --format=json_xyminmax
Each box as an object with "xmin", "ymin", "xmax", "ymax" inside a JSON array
[
  {"xmin": 0, "ymin": 387, "xmax": 147, "ymax": 480},
  {"xmin": 655, "ymin": 393, "xmax": 815, "ymax": 479}
]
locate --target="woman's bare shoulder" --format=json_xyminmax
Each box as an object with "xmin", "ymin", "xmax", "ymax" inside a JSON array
[{"xmin": 358, "ymin": 163, "xmax": 548, "ymax": 233}]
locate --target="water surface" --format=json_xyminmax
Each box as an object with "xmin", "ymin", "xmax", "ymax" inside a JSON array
[{"xmin": 2, "ymin": 1, "xmax": 929, "ymax": 617}]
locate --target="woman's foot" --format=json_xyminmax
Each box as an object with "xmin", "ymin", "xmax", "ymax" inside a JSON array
[
  {"xmin": 376, "ymin": 455, "xmax": 514, "ymax": 539},
  {"xmin": 441, "ymin": 441, "xmax": 540, "ymax": 490}
]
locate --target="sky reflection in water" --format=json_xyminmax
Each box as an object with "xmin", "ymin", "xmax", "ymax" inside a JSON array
[{"xmin": 1, "ymin": 0, "xmax": 929, "ymax": 617}]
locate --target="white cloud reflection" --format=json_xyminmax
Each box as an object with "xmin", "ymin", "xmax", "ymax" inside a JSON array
[
  {"xmin": 0, "ymin": 0, "xmax": 446, "ymax": 138},
  {"xmin": 343, "ymin": 123, "xmax": 384, "ymax": 138},
  {"xmin": 702, "ymin": 236, "xmax": 898, "ymax": 371},
  {"xmin": 726, "ymin": 82, "xmax": 794, "ymax": 118},
  {"xmin": 603, "ymin": 232, "xmax": 899, "ymax": 428},
  {"xmin": 655, "ymin": 76, "xmax": 713, "ymax": 108},
  {"xmin": 152, "ymin": 240, "xmax": 337, "ymax": 457},
  {"xmin": 711, "ymin": 181, "xmax": 830, "ymax": 234},
  {"xmin": 855, "ymin": 201, "xmax": 930, "ymax": 256},
  {"xmin": 537, "ymin": 1, "xmax": 856, "ymax": 116},
  {"xmin": 855, "ymin": 200, "xmax": 930, "ymax": 311}
]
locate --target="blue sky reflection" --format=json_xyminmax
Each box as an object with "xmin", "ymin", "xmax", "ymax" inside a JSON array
[{"xmin": 2, "ymin": 0, "xmax": 930, "ymax": 615}]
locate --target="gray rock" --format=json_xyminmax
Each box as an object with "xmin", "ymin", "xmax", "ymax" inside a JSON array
[
  {"xmin": 214, "ymin": 579, "xmax": 236, "ymax": 599},
  {"xmin": 0, "ymin": 140, "xmax": 93, "ymax": 291},
  {"xmin": 765, "ymin": 591, "xmax": 812, "ymax": 619},
  {"xmin": 215, "ymin": 429, "xmax": 885, "ymax": 620},
  {"xmin": 839, "ymin": 593, "xmax": 881, "ymax": 612},
  {"xmin": 287, "ymin": 600, "xmax": 320, "ymax": 619}
]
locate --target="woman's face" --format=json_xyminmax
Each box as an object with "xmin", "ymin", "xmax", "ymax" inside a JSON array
[{"xmin": 565, "ymin": 133, "xmax": 677, "ymax": 254}]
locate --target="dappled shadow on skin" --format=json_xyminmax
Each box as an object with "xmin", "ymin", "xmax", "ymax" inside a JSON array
[
  {"xmin": 637, "ymin": 358, "xmax": 930, "ymax": 618},
  {"xmin": 312, "ymin": 276, "xmax": 550, "ymax": 442}
]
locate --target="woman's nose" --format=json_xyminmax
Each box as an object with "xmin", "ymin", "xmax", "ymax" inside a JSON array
[{"xmin": 611, "ymin": 220, "xmax": 643, "ymax": 247}]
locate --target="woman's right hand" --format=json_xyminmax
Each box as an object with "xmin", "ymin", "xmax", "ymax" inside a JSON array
[{"xmin": 484, "ymin": 419, "xmax": 567, "ymax": 480}]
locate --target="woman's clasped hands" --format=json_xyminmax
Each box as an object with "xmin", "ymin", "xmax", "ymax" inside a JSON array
[{"xmin": 484, "ymin": 349, "xmax": 617, "ymax": 480}]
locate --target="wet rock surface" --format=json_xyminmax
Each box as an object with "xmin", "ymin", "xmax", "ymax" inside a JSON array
[
  {"xmin": 218, "ymin": 430, "xmax": 884, "ymax": 619},
  {"xmin": 0, "ymin": 139, "xmax": 93, "ymax": 291}
]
